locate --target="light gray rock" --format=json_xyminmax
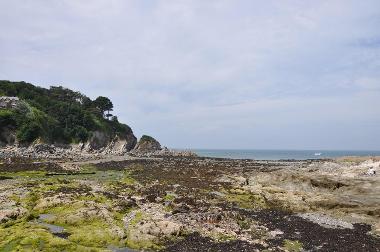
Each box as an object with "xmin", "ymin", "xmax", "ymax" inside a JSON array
[{"xmin": 0, "ymin": 96, "xmax": 20, "ymax": 109}]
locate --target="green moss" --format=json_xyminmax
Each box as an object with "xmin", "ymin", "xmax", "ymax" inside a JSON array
[
  {"xmin": 25, "ymin": 191, "xmax": 40, "ymax": 210},
  {"xmin": 66, "ymin": 219, "xmax": 123, "ymax": 248},
  {"xmin": 0, "ymin": 170, "xmax": 46, "ymax": 178},
  {"xmin": 163, "ymin": 194, "xmax": 176, "ymax": 201},
  {"xmin": 237, "ymin": 219, "xmax": 251, "ymax": 230},
  {"xmin": 122, "ymin": 171, "xmax": 137, "ymax": 185},
  {"xmin": 164, "ymin": 205, "xmax": 173, "ymax": 212},
  {"xmin": 0, "ymin": 223, "xmax": 99, "ymax": 252},
  {"xmin": 34, "ymin": 204, "xmax": 126, "ymax": 249},
  {"xmin": 129, "ymin": 211, "xmax": 144, "ymax": 227},
  {"xmin": 283, "ymin": 239, "xmax": 303, "ymax": 252},
  {"xmin": 214, "ymin": 233, "xmax": 235, "ymax": 242},
  {"xmin": 126, "ymin": 238, "xmax": 162, "ymax": 251},
  {"xmin": 45, "ymin": 202, "xmax": 85, "ymax": 217},
  {"xmin": 80, "ymin": 164, "xmax": 98, "ymax": 172},
  {"xmin": 225, "ymin": 189, "xmax": 267, "ymax": 209}
]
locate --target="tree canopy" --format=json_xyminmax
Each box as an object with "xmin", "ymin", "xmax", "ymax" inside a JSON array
[{"xmin": 94, "ymin": 96, "xmax": 113, "ymax": 119}]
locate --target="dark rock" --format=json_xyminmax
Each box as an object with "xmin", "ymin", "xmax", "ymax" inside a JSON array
[{"xmin": 172, "ymin": 204, "xmax": 191, "ymax": 214}]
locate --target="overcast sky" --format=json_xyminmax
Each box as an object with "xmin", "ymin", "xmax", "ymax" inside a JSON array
[{"xmin": 1, "ymin": 0, "xmax": 380, "ymax": 150}]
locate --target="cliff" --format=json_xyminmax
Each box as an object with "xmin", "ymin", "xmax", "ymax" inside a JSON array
[{"xmin": 0, "ymin": 81, "xmax": 150, "ymax": 154}]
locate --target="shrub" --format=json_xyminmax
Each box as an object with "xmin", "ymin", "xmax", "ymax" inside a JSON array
[
  {"xmin": 74, "ymin": 126, "xmax": 89, "ymax": 143},
  {"xmin": 17, "ymin": 121, "xmax": 42, "ymax": 143},
  {"xmin": 0, "ymin": 109, "xmax": 16, "ymax": 128}
]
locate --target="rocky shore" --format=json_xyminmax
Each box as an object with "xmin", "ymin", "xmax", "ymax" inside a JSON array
[{"xmin": 0, "ymin": 151, "xmax": 379, "ymax": 251}]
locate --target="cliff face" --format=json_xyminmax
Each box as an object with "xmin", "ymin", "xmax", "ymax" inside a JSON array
[
  {"xmin": 0, "ymin": 128, "xmax": 138, "ymax": 155},
  {"xmin": 83, "ymin": 130, "xmax": 137, "ymax": 154}
]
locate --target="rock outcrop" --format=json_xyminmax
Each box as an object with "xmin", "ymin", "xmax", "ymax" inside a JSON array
[
  {"xmin": 133, "ymin": 135, "xmax": 161, "ymax": 153},
  {"xmin": 0, "ymin": 96, "xmax": 20, "ymax": 109},
  {"xmin": 83, "ymin": 128, "xmax": 137, "ymax": 154}
]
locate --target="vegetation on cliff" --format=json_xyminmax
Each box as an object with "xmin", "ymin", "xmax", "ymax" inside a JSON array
[{"xmin": 0, "ymin": 80, "xmax": 131, "ymax": 144}]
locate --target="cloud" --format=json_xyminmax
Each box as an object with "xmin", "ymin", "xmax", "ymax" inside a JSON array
[{"xmin": 0, "ymin": 0, "xmax": 379, "ymax": 149}]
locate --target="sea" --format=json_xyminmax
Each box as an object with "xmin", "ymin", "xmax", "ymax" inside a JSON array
[{"xmin": 189, "ymin": 149, "xmax": 380, "ymax": 160}]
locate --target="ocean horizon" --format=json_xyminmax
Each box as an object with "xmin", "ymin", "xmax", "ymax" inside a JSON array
[{"xmin": 184, "ymin": 149, "xmax": 380, "ymax": 160}]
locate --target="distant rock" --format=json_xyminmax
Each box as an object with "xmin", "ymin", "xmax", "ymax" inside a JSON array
[
  {"xmin": 133, "ymin": 135, "xmax": 161, "ymax": 153},
  {"xmin": 154, "ymin": 147, "xmax": 198, "ymax": 157}
]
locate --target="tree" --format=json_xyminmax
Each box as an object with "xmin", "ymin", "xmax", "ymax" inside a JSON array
[
  {"xmin": 16, "ymin": 121, "xmax": 41, "ymax": 143},
  {"xmin": 94, "ymin": 96, "xmax": 113, "ymax": 118},
  {"xmin": 74, "ymin": 126, "xmax": 89, "ymax": 143}
]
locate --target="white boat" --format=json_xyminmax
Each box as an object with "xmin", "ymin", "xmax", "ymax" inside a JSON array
[{"xmin": 314, "ymin": 152, "xmax": 322, "ymax": 156}]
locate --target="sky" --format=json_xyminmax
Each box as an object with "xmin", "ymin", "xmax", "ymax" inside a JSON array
[{"xmin": 1, "ymin": 0, "xmax": 380, "ymax": 150}]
